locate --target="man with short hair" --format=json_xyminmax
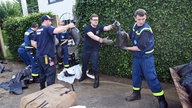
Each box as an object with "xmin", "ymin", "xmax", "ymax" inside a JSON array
[
  {"xmin": 34, "ymin": 15, "xmax": 75, "ymax": 90},
  {"xmin": 79, "ymin": 13, "xmax": 114, "ymax": 88},
  {"xmin": 123, "ymin": 9, "xmax": 168, "ymax": 108},
  {"xmin": 24, "ymin": 22, "xmax": 39, "ymax": 83},
  {"xmin": 56, "ymin": 21, "xmax": 70, "ymax": 69}
]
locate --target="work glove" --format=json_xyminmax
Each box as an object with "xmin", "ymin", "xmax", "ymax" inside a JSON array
[
  {"xmin": 102, "ymin": 37, "xmax": 113, "ymax": 45},
  {"xmin": 112, "ymin": 20, "xmax": 121, "ymax": 30},
  {"xmin": 121, "ymin": 46, "xmax": 129, "ymax": 50},
  {"xmin": 68, "ymin": 23, "xmax": 75, "ymax": 29}
]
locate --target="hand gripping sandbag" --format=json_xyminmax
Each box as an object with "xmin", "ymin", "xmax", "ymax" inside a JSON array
[
  {"xmin": 20, "ymin": 84, "xmax": 77, "ymax": 108},
  {"xmin": 116, "ymin": 30, "xmax": 129, "ymax": 48},
  {"xmin": 102, "ymin": 37, "xmax": 113, "ymax": 45},
  {"xmin": 112, "ymin": 20, "xmax": 129, "ymax": 49}
]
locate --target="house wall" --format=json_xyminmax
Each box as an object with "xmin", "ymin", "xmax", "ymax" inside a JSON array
[{"xmin": 37, "ymin": 0, "xmax": 75, "ymax": 21}]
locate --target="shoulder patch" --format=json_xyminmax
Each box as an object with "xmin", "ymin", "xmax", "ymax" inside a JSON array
[{"xmin": 24, "ymin": 32, "xmax": 30, "ymax": 35}]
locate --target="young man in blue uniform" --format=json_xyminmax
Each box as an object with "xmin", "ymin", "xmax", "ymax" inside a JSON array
[
  {"xmin": 34, "ymin": 15, "xmax": 75, "ymax": 90},
  {"xmin": 24, "ymin": 22, "xmax": 39, "ymax": 83},
  {"xmin": 79, "ymin": 13, "xmax": 114, "ymax": 88},
  {"xmin": 123, "ymin": 9, "xmax": 168, "ymax": 108},
  {"xmin": 56, "ymin": 21, "xmax": 70, "ymax": 69},
  {"xmin": 17, "ymin": 42, "xmax": 31, "ymax": 66}
]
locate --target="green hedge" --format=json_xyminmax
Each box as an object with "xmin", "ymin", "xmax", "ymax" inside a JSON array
[
  {"xmin": 75, "ymin": 0, "xmax": 192, "ymax": 82},
  {"xmin": 3, "ymin": 12, "xmax": 52, "ymax": 60},
  {"xmin": 2, "ymin": 0, "xmax": 192, "ymax": 82}
]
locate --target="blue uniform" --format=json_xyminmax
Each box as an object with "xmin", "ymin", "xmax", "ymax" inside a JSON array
[
  {"xmin": 17, "ymin": 43, "xmax": 31, "ymax": 66},
  {"xmin": 35, "ymin": 26, "xmax": 56, "ymax": 89},
  {"xmin": 56, "ymin": 31, "xmax": 69, "ymax": 68},
  {"xmin": 24, "ymin": 28, "xmax": 39, "ymax": 77},
  {"xmin": 129, "ymin": 22, "xmax": 164, "ymax": 96},
  {"xmin": 82, "ymin": 24, "xmax": 104, "ymax": 73}
]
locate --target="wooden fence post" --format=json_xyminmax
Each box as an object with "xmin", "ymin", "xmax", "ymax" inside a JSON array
[{"xmin": 0, "ymin": 27, "xmax": 7, "ymax": 58}]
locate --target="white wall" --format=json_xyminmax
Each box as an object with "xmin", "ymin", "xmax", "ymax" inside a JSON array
[{"xmin": 37, "ymin": 0, "xmax": 75, "ymax": 21}]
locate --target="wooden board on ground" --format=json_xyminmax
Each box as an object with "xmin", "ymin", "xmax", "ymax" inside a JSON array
[{"xmin": 169, "ymin": 64, "xmax": 192, "ymax": 108}]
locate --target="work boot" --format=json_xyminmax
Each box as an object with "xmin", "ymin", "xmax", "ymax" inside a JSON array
[
  {"xmin": 125, "ymin": 90, "xmax": 141, "ymax": 101},
  {"xmin": 58, "ymin": 64, "xmax": 63, "ymax": 69},
  {"xmin": 32, "ymin": 76, "xmax": 39, "ymax": 83},
  {"xmin": 93, "ymin": 72, "xmax": 99, "ymax": 88},
  {"xmin": 156, "ymin": 95, "xmax": 168, "ymax": 108},
  {"xmin": 79, "ymin": 71, "xmax": 87, "ymax": 82}
]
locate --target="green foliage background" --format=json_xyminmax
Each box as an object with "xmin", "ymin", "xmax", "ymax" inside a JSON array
[
  {"xmin": 75, "ymin": 0, "xmax": 192, "ymax": 81},
  {"xmin": 2, "ymin": 0, "xmax": 192, "ymax": 82},
  {"xmin": 0, "ymin": 1, "xmax": 22, "ymax": 27}
]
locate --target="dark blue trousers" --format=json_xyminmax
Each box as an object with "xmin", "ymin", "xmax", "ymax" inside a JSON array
[
  {"xmin": 27, "ymin": 52, "xmax": 39, "ymax": 76},
  {"xmin": 132, "ymin": 55, "xmax": 163, "ymax": 94},
  {"xmin": 37, "ymin": 57, "xmax": 56, "ymax": 89},
  {"xmin": 82, "ymin": 49, "xmax": 99, "ymax": 73},
  {"xmin": 17, "ymin": 47, "xmax": 31, "ymax": 66}
]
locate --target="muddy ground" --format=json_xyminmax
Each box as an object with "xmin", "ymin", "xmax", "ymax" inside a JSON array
[{"xmin": 0, "ymin": 61, "xmax": 182, "ymax": 108}]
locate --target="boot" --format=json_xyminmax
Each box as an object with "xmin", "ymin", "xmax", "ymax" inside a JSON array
[
  {"xmin": 32, "ymin": 76, "xmax": 39, "ymax": 83},
  {"xmin": 156, "ymin": 95, "xmax": 168, "ymax": 108},
  {"xmin": 79, "ymin": 71, "xmax": 87, "ymax": 82},
  {"xmin": 125, "ymin": 90, "xmax": 141, "ymax": 101},
  {"xmin": 93, "ymin": 72, "xmax": 99, "ymax": 88}
]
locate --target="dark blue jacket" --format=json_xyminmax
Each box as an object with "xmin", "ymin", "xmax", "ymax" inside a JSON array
[{"xmin": 130, "ymin": 22, "xmax": 154, "ymax": 58}]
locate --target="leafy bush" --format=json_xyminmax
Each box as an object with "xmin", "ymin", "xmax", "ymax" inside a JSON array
[
  {"xmin": 75, "ymin": 0, "xmax": 192, "ymax": 82},
  {"xmin": 0, "ymin": 1, "xmax": 22, "ymax": 27},
  {"xmin": 3, "ymin": 12, "xmax": 52, "ymax": 60}
]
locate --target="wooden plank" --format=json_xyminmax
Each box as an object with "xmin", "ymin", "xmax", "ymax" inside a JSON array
[
  {"xmin": 169, "ymin": 65, "xmax": 192, "ymax": 108},
  {"xmin": 0, "ymin": 27, "xmax": 7, "ymax": 58}
]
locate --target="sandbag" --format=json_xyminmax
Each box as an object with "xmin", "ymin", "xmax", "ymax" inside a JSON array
[
  {"xmin": 20, "ymin": 84, "xmax": 77, "ymax": 108},
  {"xmin": 70, "ymin": 27, "xmax": 82, "ymax": 47},
  {"xmin": 116, "ymin": 30, "xmax": 129, "ymax": 48},
  {"xmin": 179, "ymin": 74, "xmax": 192, "ymax": 87},
  {"xmin": 177, "ymin": 61, "xmax": 192, "ymax": 77},
  {"xmin": 189, "ymin": 93, "xmax": 192, "ymax": 103},
  {"xmin": 184, "ymin": 82, "xmax": 192, "ymax": 94},
  {"xmin": 112, "ymin": 20, "xmax": 129, "ymax": 48}
]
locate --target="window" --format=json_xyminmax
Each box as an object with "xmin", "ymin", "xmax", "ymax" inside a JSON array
[{"xmin": 48, "ymin": 0, "xmax": 63, "ymax": 4}]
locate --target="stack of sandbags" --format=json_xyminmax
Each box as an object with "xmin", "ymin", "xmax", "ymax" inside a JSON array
[{"xmin": 178, "ymin": 61, "xmax": 192, "ymax": 102}]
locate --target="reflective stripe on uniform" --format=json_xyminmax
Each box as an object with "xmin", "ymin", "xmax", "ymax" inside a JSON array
[
  {"xmin": 58, "ymin": 62, "xmax": 63, "ymax": 65},
  {"xmin": 133, "ymin": 23, "xmax": 154, "ymax": 54},
  {"xmin": 136, "ymin": 28, "xmax": 153, "ymax": 35},
  {"xmin": 24, "ymin": 32, "xmax": 30, "ymax": 35},
  {"xmin": 153, "ymin": 90, "xmax": 164, "ymax": 96},
  {"xmin": 25, "ymin": 46, "xmax": 34, "ymax": 49},
  {"xmin": 133, "ymin": 87, "xmax": 141, "ymax": 91},
  {"xmin": 64, "ymin": 64, "xmax": 69, "ymax": 68},
  {"xmin": 132, "ymin": 23, "xmax": 153, "ymax": 36},
  {"xmin": 32, "ymin": 73, "xmax": 39, "ymax": 77},
  {"xmin": 145, "ymin": 49, "xmax": 154, "ymax": 54}
]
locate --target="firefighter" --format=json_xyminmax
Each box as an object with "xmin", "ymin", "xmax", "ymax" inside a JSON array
[
  {"xmin": 17, "ymin": 42, "xmax": 31, "ymax": 66},
  {"xmin": 24, "ymin": 22, "xmax": 39, "ymax": 83},
  {"xmin": 56, "ymin": 21, "xmax": 70, "ymax": 69},
  {"xmin": 123, "ymin": 9, "xmax": 168, "ymax": 108},
  {"xmin": 79, "ymin": 13, "xmax": 114, "ymax": 88},
  {"xmin": 34, "ymin": 15, "xmax": 75, "ymax": 90}
]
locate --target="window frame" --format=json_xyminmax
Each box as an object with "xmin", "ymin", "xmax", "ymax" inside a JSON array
[{"xmin": 48, "ymin": 0, "xmax": 64, "ymax": 4}]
